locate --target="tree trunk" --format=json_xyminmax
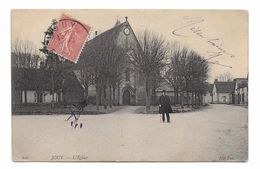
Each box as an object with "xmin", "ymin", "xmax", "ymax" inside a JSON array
[
  {"xmin": 186, "ymin": 91, "xmax": 190, "ymax": 107},
  {"xmin": 191, "ymin": 92, "xmax": 194, "ymax": 107},
  {"xmin": 112, "ymin": 86, "xmax": 116, "ymax": 106},
  {"xmin": 96, "ymin": 85, "xmax": 99, "ymax": 111},
  {"xmin": 146, "ymin": 90, "xmax": 151, "ymax": 112},
  {"xmin": 103, "ymin": 85, "xmax": 107, "ymax": 109},
  {"xmin": 199, "ymin": 93, "xmax": 201, "ymax": 106},
  {"xmin": 176, "ymin": 87, "xmax": 179, "ymax": 105},
  {"xmin": 180, "ymin": 91, "xmax": 184, "ymax": 109},
  {"xmin": 145, "ymin": 77, "xmax": 151, "ymax": 112},
  {"xmin": 195, "ymin": 92, "xmax": 198, "ymax": 106},
  {"xmin": 199, "ymin": 93, "xmax": 202, "ymax": 106},
  {"xmin": 24, "ymin": 90, "xmax": 27, "ymax": 105},
  {"xmin": 84, "ymin": 85, "xmax": 89, "ymax": 101},
  {"xmin": 51, "ymin": 93, "xmax": 55, "ymax": 109},
  {"xmin": 51, "ymin": 71, "xmax": 55, "ymax": 109},
  {"xmin": 117, "ymin": 82, "xmax": 120, "ymax": 105},
  {"xmin": 194, "ymin": 92, "xmax": 197, "ymax": 105},
  {"xmin": 109, "ymin": 85, "xmax": 112, "ymax": 108},
  {"xmin": 173, "ymin": 87, "xmax": 177, "ymax": 105},
  {"xmin": 57, "ymin": 91, "xmax": 61, "ymax": 104},
  {"xmin": 195, "ymin": 92, "xmax": 197, "ymax": 106}
]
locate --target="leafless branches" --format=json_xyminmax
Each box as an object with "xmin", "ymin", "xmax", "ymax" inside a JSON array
[
  {"xmin": 215, "ymin": 72, "xmax": 233, "ymax": 82},
  {"xmin": 11, "ymin": 39, "xmax": 43, "ymax": 68},
  {"xmin": 165, "ymin": 43, "xmax": 209, "ymax": 107},
  {"xmin": 128, "ymin": 30, "xmax": 169, "ymax": 111},
  {"xmin": 81, "ymin": 37, "xmax": 128, "ymax": 110}
]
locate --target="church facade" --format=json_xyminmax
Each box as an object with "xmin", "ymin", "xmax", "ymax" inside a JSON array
[{"xmin": 74, "ymin": 18, "xmax": 147, "ymax": 105}]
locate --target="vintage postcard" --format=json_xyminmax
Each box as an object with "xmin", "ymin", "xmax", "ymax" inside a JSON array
[{"xmin": 11, "ymin": 9, "xmax": 248, "ymax": 162}]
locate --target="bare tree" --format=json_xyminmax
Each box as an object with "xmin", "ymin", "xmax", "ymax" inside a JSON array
[
  {"xmin": 128, "ymin": 30, "xmax": 168, "ymax": 112},
  {"xmin": 108, "ymin": 47, "xmax": 127, "ymax": 107},
  {"xmin": 189, "ymin": 52, "xmax": 209, "ymax": 106},
  {"xmin": 165, "ymin": 44, "xmax": 189, "ymax": 107},
  {"xmin": 166, "ymin": 44, "xmax": 209, "ymax": 108},
  {"xmin": 80, "ymin": 33, "xmax": 128, "ymax": 110},
  {"xmin": 12, "ymin": 39, "xmax": 45, "ymax": 105},
  {"xmin": 215, "ymin": 72, "xmax": 233, "ymax": 82},
  {"xmin": 12, "ymin": 39, "xmax": 43, "ymax": 68}
]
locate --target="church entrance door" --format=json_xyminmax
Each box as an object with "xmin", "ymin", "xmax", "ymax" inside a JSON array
[{"xmin": 123, "ymin": 90, "xmax": 130, "ymax": 105}]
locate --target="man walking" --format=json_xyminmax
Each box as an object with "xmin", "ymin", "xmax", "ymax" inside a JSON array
[{"xmin": 159, "ymin": 90, "xmax": 173, "ymax": 123}]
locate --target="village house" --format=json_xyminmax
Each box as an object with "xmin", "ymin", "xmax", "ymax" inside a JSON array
[
  {"xmin": 203, "ymin": 83, "xmax": 213, "ymax": 104},
  {"xmin": 11, "ymin": 67, "xmax": 84, "ymax": 105},
  {"xmin": 234, "ymin": 78, "xmax": 248, "ymax": 105},
  {"xmin": 156, "ymin": 80, "xmax": 214, "ymax": 106},
  {"xmin": 212, "ymin": 80, "xmax": 235, "ymax": 104}
]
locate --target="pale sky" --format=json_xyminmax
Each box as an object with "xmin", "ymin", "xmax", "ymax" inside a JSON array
[{"xmin": 12, "ymin": 9, "xmax": 248, "ymax": 82}]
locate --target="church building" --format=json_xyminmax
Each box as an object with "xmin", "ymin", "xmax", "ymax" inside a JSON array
[{"xmin": 74, "ymin": 17, "xmax": 146, "ymax": 105}]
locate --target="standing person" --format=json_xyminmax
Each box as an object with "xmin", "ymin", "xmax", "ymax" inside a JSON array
[{"xmin": 159, "ymin": 90, "xmax": 173, "ymax": 123}]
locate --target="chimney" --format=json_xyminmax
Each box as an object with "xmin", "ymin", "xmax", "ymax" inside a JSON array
[{"xmin": 95, "ymin": 31, "xmax": 98, "ymax": 36}]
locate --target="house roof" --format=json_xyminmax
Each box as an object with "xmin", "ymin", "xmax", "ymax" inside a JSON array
[
  {"xmin": 234, "ymin": 78, "xmax": 248, "ymax": 89},
  {"xmin": 214, "ymin": 81, "xmax": 235, "ymax": 93},
  {"xmin": 12, "ymin": 68, "xmax": 53, "ymax": 91},
  {"xmin": 234, "ymin": 78, "xmax": 247, "ymax": 81},
  {"xmin": 237, "ymin": 81, "xmax": 248, "ymax": 89}
]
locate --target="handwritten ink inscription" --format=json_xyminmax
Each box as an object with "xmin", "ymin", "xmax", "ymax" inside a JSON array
[
  {"xmin": 65, "ymin": 100, "xmax": 87, "ymax": 129},
  {"xmin": 66, "ymin": 110, "xmax": 83, "ymax": 129},
  {"xmin": 172, "ymin": 16, "xmax": 235, "ymax": 59}
]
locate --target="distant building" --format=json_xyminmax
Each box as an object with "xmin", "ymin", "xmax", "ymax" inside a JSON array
[
  {"xmin": 212, "ymin": 81, "xmax": 235, "ymax": 104},
  {"xmin": 203, "ymin": 83, "xmax": 213, "ymax": 104},
  {"xmin": 12, "ymin": 68, "xmax": 84, "ymax": 105},
  {"xmin": 234, "ymin": 78, "xmax": 248, "ymax": 105},
  {"xmin": 156, "ymin": 80, "xmax": 214, "ymax": 106}
]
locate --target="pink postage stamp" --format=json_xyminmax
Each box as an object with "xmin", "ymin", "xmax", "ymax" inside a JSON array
[{"xmin": 47, "ymin": 14, "xmax": 91, "ymax": 63}]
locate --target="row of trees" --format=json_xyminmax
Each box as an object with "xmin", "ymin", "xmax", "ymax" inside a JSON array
[
  {"xmin": 72, "ymin": 28, "xmax": 208, "ymax": 112},
  {"xmin": 12, "ymin": 19, "xmax": 209, "ymax": 112},
  {"xmin": 129, "ymin": 31, "xmax": 209, "ymax": 111},
  {"xmin": 165, "ymin": 44, "xmax": 209, "ymax": 108},
  {"xmin": 122, "ymin": 30, "xmax": 210, "ymax": 111},
  {"xmin": 11, "ymin": 39, "xmax": 45, "ymax": 68},
  {"xmin": 215, "ymin": 72, "xmax": 233, "ymax": 82},
  {"xmin": 79, "ymin": 43, "xmax": 127, "ymax": 110}
]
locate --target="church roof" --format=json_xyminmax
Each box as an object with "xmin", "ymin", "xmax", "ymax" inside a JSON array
[
  {"xmin": 77, "ymin": 21, "xmax": 129, "ymax": 66},
  {"xmin": 75, "ymin": 19, "xmax": 142, "ymax": 69}
]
